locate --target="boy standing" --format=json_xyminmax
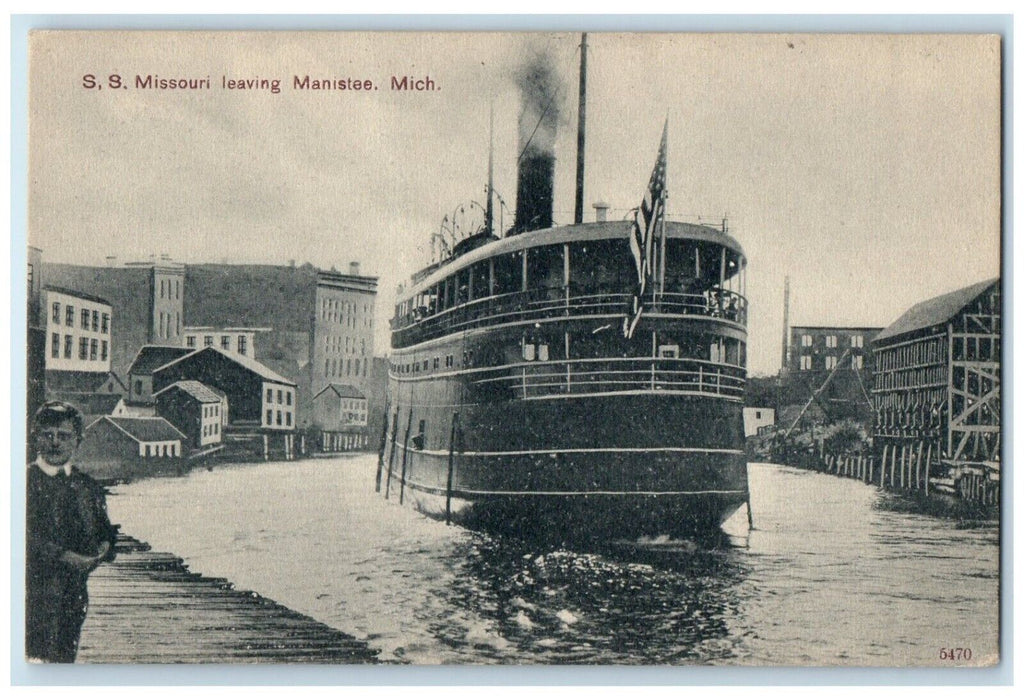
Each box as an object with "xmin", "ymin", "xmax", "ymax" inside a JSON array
[{"xmin": 26, "ymin": 401, "xmax": 118, "ymax": 663}]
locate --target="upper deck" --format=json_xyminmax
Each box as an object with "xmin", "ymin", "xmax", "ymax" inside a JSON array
[{"xmin": 391, "ymin": 220, "xmax": 747, "ymax": 350}]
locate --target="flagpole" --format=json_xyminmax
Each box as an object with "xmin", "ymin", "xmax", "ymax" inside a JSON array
[{"xmin": 658, "ymin": 121, "xmax": 668, "ymax": 301}]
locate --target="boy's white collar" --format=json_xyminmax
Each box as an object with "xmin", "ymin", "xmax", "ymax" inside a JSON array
[{"xmin": 34, "ymin": 459, "xmax": 72, "ymax": 478}]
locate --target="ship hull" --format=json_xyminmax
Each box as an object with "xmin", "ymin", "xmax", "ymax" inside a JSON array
[{"xmin": 381, "ymin": 392, "xmax": 747, "ymax": 542}]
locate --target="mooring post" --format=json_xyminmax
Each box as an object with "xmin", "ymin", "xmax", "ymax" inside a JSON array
[{"xmin": 924, "ymin": 442, "xmax": 932, "ymax": 495}]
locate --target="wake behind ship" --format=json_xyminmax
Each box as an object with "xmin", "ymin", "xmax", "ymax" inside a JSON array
[{"xmin": 378, "ymin": 38, "xmax": 749, "ymax": 542}]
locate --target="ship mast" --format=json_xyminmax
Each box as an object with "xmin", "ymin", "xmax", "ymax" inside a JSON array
[
  {"xmin": 573, "ymin": 32, "xmax": 588, "ymax": 225},
  {"xmin": 486, "ymin": 101, "xmax": 495, "ymax": 237}
]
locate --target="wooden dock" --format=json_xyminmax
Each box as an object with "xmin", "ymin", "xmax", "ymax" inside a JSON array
[{"xmin": 77, "ymin": 536, "xmax": 379, "ymax": 664}]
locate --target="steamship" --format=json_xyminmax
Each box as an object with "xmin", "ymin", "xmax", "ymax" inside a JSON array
[{"xmin": 379, "ymin": 40, "xmax": 749, "ymax": 541}]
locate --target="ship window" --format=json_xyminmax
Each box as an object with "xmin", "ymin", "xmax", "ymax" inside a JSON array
[
  {"xmin": 493, "ymin": 252, "xmax": 521, "ymax": 295},
  {"xmin": 726, "ymin": 339, "xmax": 740, "ymax": 365},
  {"xmin": 470, "ymin": 261, "xmax": 490, "ymax": 301},
  {"xmin": 658, "ymin": 344, "xmax": 680, "ymax": 358},
  {"xmin": 526, "ymin": 245, "xmax": 564, "ymax": 299},
  {"xmin": 663, "ymin": 239, "xmax": 701, "ymax": 294},
  {"xmin": 455, "ymin": 268, "xmax": 470, "ymax": 306},
  {"xmin": 568, "ymin": 239, "xmax": 633, "ymax": 296},
  {"xmin": 523, "ymin": 343, "xmax": 536, "ymax": 361}
]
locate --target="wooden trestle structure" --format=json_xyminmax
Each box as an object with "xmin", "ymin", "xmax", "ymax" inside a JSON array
[{"xmin": 870, "ymin": 278, "xmax": 1000, "ymax": 503}]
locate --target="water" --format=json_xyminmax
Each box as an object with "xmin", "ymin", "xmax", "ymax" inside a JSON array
[{"xmin": 103, "ymin": 457, "xmax": 1000, "ymax": 665}]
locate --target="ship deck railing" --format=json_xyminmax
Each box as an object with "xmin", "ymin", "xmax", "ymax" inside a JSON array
[
  {"xmin": 467, "ymin": 356, "xmax": 745, "ymax": 401},
  {"xmin": 392, "ymin": 286, "xmax": 747, "ymax": 348}
]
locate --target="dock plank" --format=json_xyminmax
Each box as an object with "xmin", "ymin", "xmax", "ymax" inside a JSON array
[{"xmin": 76, "ymin": 536, "xmax": 379, "ymax": 664}]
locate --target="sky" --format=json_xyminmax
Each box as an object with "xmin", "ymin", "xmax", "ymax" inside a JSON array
[{"xmin": 28, "ymin": 32, "xmax": 1001, "ymax": 376}]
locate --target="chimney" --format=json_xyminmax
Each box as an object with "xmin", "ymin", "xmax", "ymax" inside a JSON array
[
  {"xmin": 105, "ymin": 256, "xmax": 118, "ymax": 267},
  {"xmin": 349, "ymin": 261, "xmax": 361, "ymax": 276},
  {"xmin": 514, "ymin": 151, "xmax": 555, "ymax": 234},
  {"xmin": 288, "ymin": 259, "xmax": 295, "ymax": 268},
  {"xmin": 593, "ymin": 201, "xmax": 610, "ymax": 223},
  {"xmin": 512, "ymin": 47, "xmax": 561, "ymax": 235}
]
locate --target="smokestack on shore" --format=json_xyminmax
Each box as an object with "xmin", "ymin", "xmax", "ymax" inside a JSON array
[{"xmin": 513, "ymin": 47, "xmax": 563, "ymax": 235}]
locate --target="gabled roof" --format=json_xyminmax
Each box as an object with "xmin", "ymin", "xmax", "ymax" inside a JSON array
[
  {"xmin": 128, "ymin": 345, "xmax": 195, "ymax": 376},
  {"xmin": 99, "ymin": 416, "xmax": 186, "ymax": 443},
  {"xmin": 314, "ymin": 383, "xmax": 366, "ymax": 400},
  {"xmin": 155, "ymin": 346, "xmax": 296, "ymax": 386},
  {"xmin": 875, "ymin": 278, "xmax": 1000, "ymax": 343},
  {"xmin": 56, "ymin": 392, "xmax": 124, "ymax": 416},
  {"xmin": 43, "ymin": 285, "xmax": 111, "ymax": 306},
  {"xmin": 45, "ymin": 370, "xmax": 114, "ymax": 394},
  {"xmin": 153, "ymin": 379, "xmax": 223, "ymax": 403}
]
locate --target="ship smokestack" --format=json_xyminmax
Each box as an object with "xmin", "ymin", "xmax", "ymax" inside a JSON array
[
  {"xmin": 349, "ymin": 261, "xmax": 361, "ymax": 276},
  {"xmin": 513, "ymin": 45, "xmax": 562, "ymax": 235}
]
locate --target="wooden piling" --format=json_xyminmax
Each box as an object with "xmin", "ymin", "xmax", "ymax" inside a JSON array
[
  {"xmin": 914, "ymin": 442, "xmax": 923, "ymax": 490},
  {"xmin": 445, "ymin": 412, "xmax": 459, "ymax": 525},
  {"xmin": 924, "ymin": 442, "xmax": 932, "ymax": 495},
  {"xmin": 398, "ymin": 411, "xmax": 414, "ymax": 505},
  {"xmin": 880, "ymin": 445, "xmax": 888, "ymax": 486},
  {"xmin": 384, "ymin": 411, "xmax": 399, "ymax": 499}
]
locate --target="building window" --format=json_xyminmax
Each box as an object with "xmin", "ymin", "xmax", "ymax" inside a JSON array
[
  {"xmin": 186, "ymin": 335, "xmax": 196, "ymax": 348},
  {"xmin": 79, "ymin": 338, "xmax": 89, "ymax": 360},
  {"xmin": 101, "ymin": 340, "xmax": 108, "ymax": 361},
  {"xmin": 160, "ymin": 279, "xmax": 166, "ymax": 298},
  {"xmin": 825, "ymin": 355, "xmax": 837, "ymax": 370},
  {"xmin": 135, "ymin": 379, "xmax": 143, "ymax": 395},
  {"xmin": 286, "ymin": 412, "xmax": 292, "ymax": 427},
  {"xmin": 221, "ymin": 335, "xmax": 231, "ymax": 350},
  {"xmin": 354, "ymin": 359, "xmax": 360, "ymax": 375},
  {"xmin": 237, "ymin": 335, "xmax": 247, "ymax": 355},
  {"xmin": 65, "ymin": 306, "xmax": 75, "ymax": 327},
  {"xmin": 81, "ymin": 309, "xmax": 90, "ymax": 328},
  {"xmin": 851, "ymin": 335, "xmax": 863, "ymax": 348},
  {"xmin": 276, "ymin": 410, "xmax": 282, "ymax": 426},
  {"xmin": 52, "ymin": 302, "xmax": 61, "ymax": 324},
  {"xmin": 204, "ymin": 335, "xmax": 213, "ymax": 347},
  {"xmin": 825, "ymin": 335, "xmax": 837, "ymax": 348},
  {"xmin": 64, "ymin": 335, "xmax": 73, "ymax": 358},
  {"xmin": 92, "ymin": 310, "xmax": 99, "ymax": 331},
  {"xmin": 89, "ymin": 339, "xmax": 98, "ymax": 361},
  {"xmin": 102, "ymin": 313, "xmax": 110, "ymax": 333},
  {"xmin": 346, "ymin": 359, "xmax": 351, "ymax": 375},
  {"xmin": 800, "ymin": 355, "xmax": 812, "ymax": 370},
  {"xmin": 266, "ymin": 409, "xmax": 273, "ymax": 425},
  {"xmin": 286, "ymin": 391, "xmax": 292, "ymax": 406},
  {"xmin": 277, "ymin": 389, "xmax": 283, "ymax": 404},
  {"xmin": 801, "ymin": 334, "xmax": 812, "ymax": 347},
  {"xmin": 51, "ymin": 333, "xmax": 60, "ymax": 358},
  {"xmin": 852, "ymin": 355, "xmax": 864, "ymax": 370},
  {"xmin": 266, "ymin": 388, "xmax": 273, "ymax": 403},
  {"xmin": 176, "ymin": 280, "xmax": 180, "ymax": 299}
]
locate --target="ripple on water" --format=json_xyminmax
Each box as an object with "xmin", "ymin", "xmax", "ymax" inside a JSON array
[{"xmin": 104, "ymin": 457, "xmax": 1000, "ymax": 665}]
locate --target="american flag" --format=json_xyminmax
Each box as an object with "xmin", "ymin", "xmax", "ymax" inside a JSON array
[{"xmin": 624, "ymin": 121, "xmax": 668, "ymax": 338}]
